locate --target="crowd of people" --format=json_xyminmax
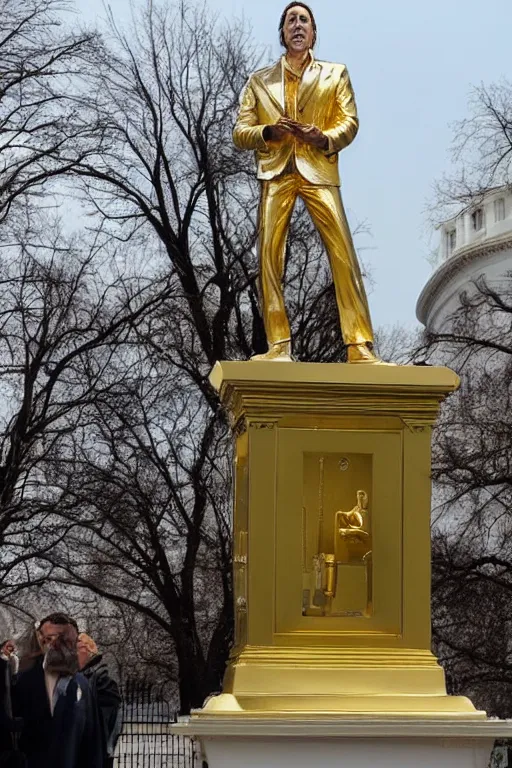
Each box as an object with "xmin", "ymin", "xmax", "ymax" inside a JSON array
[{"xmin": 0, "ymin": 612, "xmax": 122, "ymax": 767}]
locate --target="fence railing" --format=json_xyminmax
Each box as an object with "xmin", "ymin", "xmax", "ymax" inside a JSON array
[{"xmin": 113, "ymin": 679, "xmax": 201, "ymax": 768}]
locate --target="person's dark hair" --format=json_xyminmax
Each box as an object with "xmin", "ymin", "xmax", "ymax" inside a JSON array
[
  {"xmin": 39, "ymin": 612, "xmax": 79, "ymax": 632},
  {"xmin": 0, "ymin": 639, "xmax": 11, "ymax": 650},
  {"xmin": 279, "ymin": 2, "xmax": 317, "ymax": 48}
]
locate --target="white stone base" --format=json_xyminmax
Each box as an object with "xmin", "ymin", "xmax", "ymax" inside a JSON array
[
  {"xmin": 173, "ymin": 717, "xmax": 512, "ymax": 768},
  {"xmin": 203, "ymin": 736, "xmax": 493, "ymax": 768}
]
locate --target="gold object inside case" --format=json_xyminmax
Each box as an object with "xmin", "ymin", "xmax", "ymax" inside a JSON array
[{"xmin": 302, "ymin": 454, "xmax": 373, "ymax": 619}]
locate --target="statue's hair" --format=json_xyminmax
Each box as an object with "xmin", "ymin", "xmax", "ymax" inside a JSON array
[{"xmin": 279, "ymin": 2, "xmax": 317, "ymax": 48}]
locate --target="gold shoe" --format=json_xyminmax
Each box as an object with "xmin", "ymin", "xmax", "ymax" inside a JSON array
[
  {"xmin": 346, "ymin": 343, "xmax": 380, "ymax": 364},
  {"xmin": 251, "ymin": 339, "xmax": 293, "ymax": 362}
]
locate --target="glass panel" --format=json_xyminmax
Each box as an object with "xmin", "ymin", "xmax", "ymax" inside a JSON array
[{"xmin": 302, "ymin": 452, "xmax": 373, "ymax": 618}]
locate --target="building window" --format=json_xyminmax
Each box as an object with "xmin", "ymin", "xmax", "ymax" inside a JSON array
[
  {"xmin": 494, "ymin": 198, "xmax": 506, "ymax": 222},
  {"xmin": 471, "ymin": 208, "xmax": 484, "ymax": 231},
  {"xmin": 446, "ymin": 229, "xmax": 456, "ymax": 254}
]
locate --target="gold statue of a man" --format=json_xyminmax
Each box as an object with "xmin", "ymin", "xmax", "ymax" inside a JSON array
[{"xmin": 233, "ymin": 2, "xmax": 377, "ymax": 363}]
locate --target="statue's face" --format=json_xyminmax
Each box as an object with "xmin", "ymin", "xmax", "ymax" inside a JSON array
[{"xmin": 283, "ymin": 5, "xmax": 314, "ymax": 54}]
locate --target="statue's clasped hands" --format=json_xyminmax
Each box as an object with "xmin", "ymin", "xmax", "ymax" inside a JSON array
[{"xmin": 267, "ymin": 117, "xmax": 328, "ymax": 150}]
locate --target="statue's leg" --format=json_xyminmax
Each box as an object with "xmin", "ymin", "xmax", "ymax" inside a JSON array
[
  {"xmin": 258, "ymin": 176, "xmax": 297, "ymax": 347},
  {"xmin": 301, "ymin": 183, "xmax": 374, "ymax": 348}
]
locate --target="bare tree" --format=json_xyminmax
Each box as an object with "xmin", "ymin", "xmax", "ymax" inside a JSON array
[
  {"xmin": 68, "ymin": 0, "xmax": 261, "ymax": 364},
  {"xmin": 0, "ymin": 213, "xmax": 174, "ymax": 598},
  {"xmin": 0, "ymin": 0, "xmax": 101, "ymax": 224},
  {"xmin": 433, "ymin": 80, "xmax": 512, "ymax": 220},
  {"xmin": 35, "ymin": 343, "xmax": 232, "ymax": 711}
]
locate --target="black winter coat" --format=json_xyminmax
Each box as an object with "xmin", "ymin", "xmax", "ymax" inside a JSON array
[
  {"xmin": 0, "ymin": 657, "xmax": 14, "ymax": 752},
  {"xmin": 13, "ymin": 658, "xmax": 102, "ymax": 768},
  {"xmin": 81, "ymin": 655, "xmax": 122, "ymax": 761}
]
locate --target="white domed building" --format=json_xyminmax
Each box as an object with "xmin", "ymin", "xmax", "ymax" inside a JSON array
[{"xmin": 416, "ymin": 187, "xmax": 512, "ymax": 332}]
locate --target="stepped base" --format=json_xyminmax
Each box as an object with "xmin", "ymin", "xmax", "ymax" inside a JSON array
[
  {"xmin": 202, "ymin": 645, "xmax": 483, "ymax": 719},
  {"xmin": 201, "ymin": 692, "xmax": 483, "ymax": 718}
]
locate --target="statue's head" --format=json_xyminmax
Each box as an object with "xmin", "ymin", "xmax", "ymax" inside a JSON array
[
  {"xmin": 356, "ymin": 490, "xmax": 368, "ymax": 508},
  {"xmin": 279, "ymin": 3, "xmax": 317, "ymax": 52}
]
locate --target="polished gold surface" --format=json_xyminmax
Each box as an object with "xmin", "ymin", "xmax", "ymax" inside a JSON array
[
  {"xmin": 257, "ymin": 173, "xmax": 373, "ymax": 346},
  {"xmin": 233, "ymin": 55, "xmax": 358, "ymax": 184},
  {"xmin": 233, "ymin": 52, "xmax": 373, "ymax": 352},
  {"xmin": 196, "ymin": 361, "xmax": 483, "ymax": 718}
]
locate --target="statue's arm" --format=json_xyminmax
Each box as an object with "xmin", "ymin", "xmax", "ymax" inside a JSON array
[
  {"xmin": 233, "ymin": 78, "xmax": 269, "ymax": 151},
  {"xmin": 322, "ymin": 66, "xmax": 359, "ymax": 155}
]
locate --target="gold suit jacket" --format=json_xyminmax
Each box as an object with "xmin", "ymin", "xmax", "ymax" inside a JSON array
[{"xmin": 233, "ymin": 54, "xmax": 359, "ymax": 187}]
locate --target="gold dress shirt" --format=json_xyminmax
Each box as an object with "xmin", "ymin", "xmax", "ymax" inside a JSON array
[{"xmin": 281, "ymin": 55, "xmax": 308, "ymax": 175}]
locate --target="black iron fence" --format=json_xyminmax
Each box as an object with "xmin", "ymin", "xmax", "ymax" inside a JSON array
[{"xmin": 114, "ymin": 680, "xmax": 201, "ymax": 768}]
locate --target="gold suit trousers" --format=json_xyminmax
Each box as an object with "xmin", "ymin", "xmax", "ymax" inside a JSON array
[{"xmin": 258, "ymin": 173, "xmax": 374, "ymax": 347}]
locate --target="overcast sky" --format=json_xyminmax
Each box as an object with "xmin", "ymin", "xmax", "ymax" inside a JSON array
[{"xmin": 74, "ymin": 0, "xmax": 512, "ymax": 330}]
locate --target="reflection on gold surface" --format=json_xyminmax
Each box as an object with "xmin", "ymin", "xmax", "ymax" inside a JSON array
[
  {"xmin": 302, "ymin": 454, "xmax": 372, "ymax": 618},
  {"xmin": 234, "ymin": 530, "xmax": 248, "ymax": 647}
]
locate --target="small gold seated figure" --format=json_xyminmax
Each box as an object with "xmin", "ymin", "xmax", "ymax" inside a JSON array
[{"xmin": 336, "ymin": 490, "xmax": 370, "ymax": 544}]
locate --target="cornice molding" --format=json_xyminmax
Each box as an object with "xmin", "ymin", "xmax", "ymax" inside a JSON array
[
  {"xmin": 210, "ymin": 361, "xmax": 459, "ymax": 427},
  {"xmin": 173, "ymin": 715, "xmax": 512, "ymax": 738},
  {"xmin": 416, "ymin": 234, "xmax": 512, "ymax": 326}
]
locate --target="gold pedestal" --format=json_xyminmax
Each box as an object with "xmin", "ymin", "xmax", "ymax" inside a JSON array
[{"xmin": 202, "ymin": 362, "xmax": 482, "ymax": 719}]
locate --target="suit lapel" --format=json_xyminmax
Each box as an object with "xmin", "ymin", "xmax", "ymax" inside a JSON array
[
  {"xmin": 252, "ymin": 56, "xmax": 326, "ymax": 116},
  {"xmin": 255, "ymin": 59, "xmax": 284, "ymax": 114},
  {"xmin": 298, "ymin": 60, "xmax": 321, "ymax": 112}
]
